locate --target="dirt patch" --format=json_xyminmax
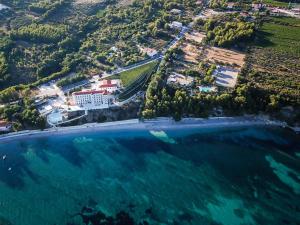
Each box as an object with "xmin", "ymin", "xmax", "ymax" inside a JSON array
[
  {"xmin": 203, "ymin": 47, "xmax": 245, "ymax": 68},
  {"xmin": 201, "ymin": 9, "xmax": 222, "ymax": 19},
  {"xmin": 185, "ymin": 31, "xmax": 206, "ymax": 44},
  {"xmin": 181, "ymin": 43, "xmax": 202, "ymax": 63}
]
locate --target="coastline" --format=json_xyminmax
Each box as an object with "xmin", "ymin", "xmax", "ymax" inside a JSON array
[{"xmin": 0, "ymin": 116, "xmax": 290, "ymax": 142}]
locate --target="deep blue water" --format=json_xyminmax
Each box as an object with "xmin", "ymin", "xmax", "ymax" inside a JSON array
[{"xmin": 0, "ymin": 125, "xmax": 299, "ymax": 225}]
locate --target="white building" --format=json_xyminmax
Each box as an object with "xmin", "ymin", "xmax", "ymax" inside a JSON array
[
  {"xmin": 167, "ymin": 73, "xmax": 194, "ymax": 86},
  {"xmin": 138, "ymin": 46, "xmax": 158, "ymax": 57},
  {"xmin": 170, "ymin": 21, "xmax": 183, "ymax": 30},
  {"xmin": 72, "ymin": 90, "xmax": 114, "ymax": 108},
  {"xmin": 171, "ymin": 9, "xmax": 182, "ymax": 14}
]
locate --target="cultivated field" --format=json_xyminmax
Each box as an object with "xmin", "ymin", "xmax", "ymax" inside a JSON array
[
  {"xmin": 246, "ymin": 16, "xmax": 300, "ymax": 100},
  {"xmin": 256, "ymin": 17, "xmax": 300, "ymax": 57}
]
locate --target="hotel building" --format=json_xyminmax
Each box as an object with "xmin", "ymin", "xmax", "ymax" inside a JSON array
[{"xmin": 72, "ymin": 90, "xmax": 114, "ymax": 108}]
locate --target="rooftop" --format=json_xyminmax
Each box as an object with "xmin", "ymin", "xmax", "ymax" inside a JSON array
[
  {"xmin": 73, "ymin": 90, "xmax": 108, "ymax": 96},
  {"xmin": 100, "ymin": 84, "xmax": 118, "ymax": 88},
  {"xmin": 0, "ymin": 120, "xmax": 9, "ymax": 127}
]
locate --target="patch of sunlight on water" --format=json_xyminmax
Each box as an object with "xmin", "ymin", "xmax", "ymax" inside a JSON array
[
  {"xmin": 207, "ymin": 195, "xmax": 255, "ymax": 225},
  {"xmin": 149, "ymin": 130, "xmax": 176, "ymax": 144},
  {"xmin": 266, "ymin": 155, "xmax": 300, "ymax": 194}
]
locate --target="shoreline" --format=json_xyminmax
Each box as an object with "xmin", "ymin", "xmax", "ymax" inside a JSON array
[{"xmin": 0, "ymin": 116, "xmax": 291, "ymax": 142}]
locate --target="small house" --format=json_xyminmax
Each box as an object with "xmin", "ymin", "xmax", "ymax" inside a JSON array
[{"xmin": 170, "ymin": 21, "xmax": 183, "ymax": 30}]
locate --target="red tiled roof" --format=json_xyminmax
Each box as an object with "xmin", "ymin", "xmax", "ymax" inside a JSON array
[
  {"xmin": 100, "ymin": 84, "xmax": 117, "ymax": 88},
  {"xmin": 73, "ymin": 90, "xmax": 108, "ymax": 95},
  {"xmin": 0, "ymin": 120, "xmax": 9, "ymax": 127},
  {"xmin": 101, "ymin": 79, "xmax": 112, "ymax": 85}
]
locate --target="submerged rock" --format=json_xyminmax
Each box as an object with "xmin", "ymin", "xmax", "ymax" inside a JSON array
[
  {"xmin": 0, "ymin": 217, "xmax": 12, "ymax": 225},
  {"xmin": 76, "ymin": 206, "xmax": 136, "ymax": 225}
]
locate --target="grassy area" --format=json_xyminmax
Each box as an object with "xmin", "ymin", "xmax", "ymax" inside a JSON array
[
  {"xmin": 262, "ymin": 0, "xmax": 289, "ymax": 7},
  {"xmin": 256, "ymin": 17, "xmax": 300, "ymax": 57},
  {"xmin": 112, "ymin": 61, "xmax": 159, "ymax": 87}
]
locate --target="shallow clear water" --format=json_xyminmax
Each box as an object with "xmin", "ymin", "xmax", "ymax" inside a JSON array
[
  {"xmin": 0, "ymin": 125, "xmax": 299, "ymax": 225},
  {"xmin": 0, "ymin": 4, "xmax": 9, "ymax": 10}
]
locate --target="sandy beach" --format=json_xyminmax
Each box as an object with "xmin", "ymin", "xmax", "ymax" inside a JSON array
[{"xmin": 0, "ymin": 116, "xmax": 289, "ymax": 142}]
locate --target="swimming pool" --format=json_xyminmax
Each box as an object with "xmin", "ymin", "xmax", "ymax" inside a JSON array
[{"xmin": 198, "ymin": 86, "xmax": 216, "ymax": 92}]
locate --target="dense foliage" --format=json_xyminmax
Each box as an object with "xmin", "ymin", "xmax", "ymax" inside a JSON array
[
  {"xmin": 56, "ymin": 74, "xmax": 86, "ymax": 87},
  {"xmin": 143, "ymin": 15, "xmax": 300, "ymax": 123},
  {"xmin": 0, "ymin": 53, "xmax": 9, "ymax": 85},
  {"xmin": 201, "ymin": 15, "xmax": 255, "ymax": 47},
  {"xmin": 11, "ymin": 24, "xmax": 68, "ymax": 43},
  {"xmin": 0, "ymin": 97, "xmax": 46, "ymax": 131},
  {"xmin": 29, "ymin": 0, "xmax": 71, "ymax": 18},
  {"xmin": 209, "ymin": 0, "xmax": 227, "ymax": 9}
]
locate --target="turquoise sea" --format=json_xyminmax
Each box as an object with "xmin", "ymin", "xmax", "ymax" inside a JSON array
[{"xmin": 0, "ymin": 125, "xmax": 299, "ymax": 225}]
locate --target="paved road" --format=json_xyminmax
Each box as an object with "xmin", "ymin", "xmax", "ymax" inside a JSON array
[{"xmin": 104, "ymin": 18, "xmax": 198, "ymax": 79}]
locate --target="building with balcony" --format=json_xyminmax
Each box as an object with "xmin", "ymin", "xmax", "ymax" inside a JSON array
[{"xmin": 72, "ymin": 90, "xmax": 114, "ymax": 109}]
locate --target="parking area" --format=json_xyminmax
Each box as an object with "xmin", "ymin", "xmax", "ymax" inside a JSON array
[{"xmin": 36, "ymin": 82, "xmax": 69, "ymax": 114}]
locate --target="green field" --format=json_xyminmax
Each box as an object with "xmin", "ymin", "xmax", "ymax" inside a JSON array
[
  {"xmin": 112, "ymin": 61, "xmax": 159, "ymax": 87},
  {"xmin": 262, "ymin": 0, "xmax": 289, "ymax": 7},
  {"xmin": 257, "ymin": 17, "xmax": 300, "ymax": 57}
]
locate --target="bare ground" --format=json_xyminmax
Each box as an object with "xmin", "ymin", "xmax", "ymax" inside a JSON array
[
  {"xmin": 181, "ymin": 43, "xmax": 202, "ymax": 63},
  {"xmin": 185, "ymin": 31, "xmax": 206, "ymax": 44},
  {"xmin": 203, "ymin": 47, "xmax": 245, "ymax": 68}
]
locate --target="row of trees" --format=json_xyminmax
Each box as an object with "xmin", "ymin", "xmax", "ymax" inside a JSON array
[
  {"xmin": 143, "ymin": 76, "xmax": 286, "ymax": 121},
  {"xmin": 0, "ymin": 53, "xmax": 9, "ymax": 86}
]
